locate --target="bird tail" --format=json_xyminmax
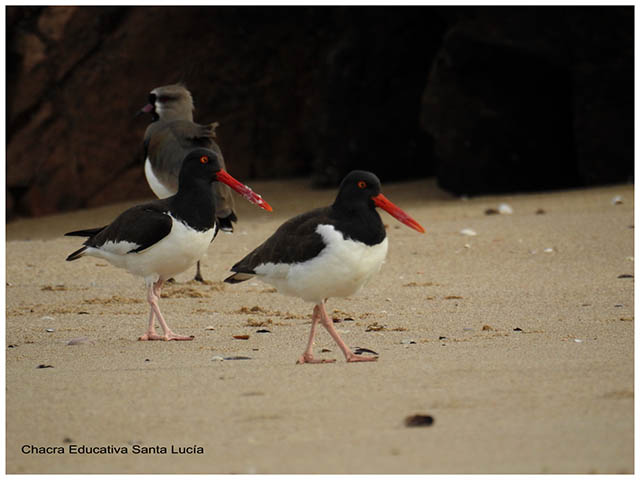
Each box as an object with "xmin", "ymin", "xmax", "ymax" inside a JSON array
[
  {"xmin": 65, "ymin": 226, "xmax": 105, "ymax": 237},
  {"xmin": 224, "ymin": 272, "xmax": 254, "ymax": 284},
  {"xmin": 66, "ymin": 246, "xmax": 88, "ymax": 262}
]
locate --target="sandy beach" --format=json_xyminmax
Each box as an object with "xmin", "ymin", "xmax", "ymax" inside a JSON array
[{"xmin": 5, "ymin": 178, "xmax": 634, "ymax": 474}]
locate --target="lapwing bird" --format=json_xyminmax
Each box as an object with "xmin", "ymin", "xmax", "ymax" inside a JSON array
[
  {"xmin": 139, "ymin": 83, "xmax": 236, "ymax": 282},
  {"xmin": 66, "ymin": 148, "xmax": 272, "ymax": 341},
  {"xmin": 225, "ymin": 170, "xmax": 425, "ymax": 363}
]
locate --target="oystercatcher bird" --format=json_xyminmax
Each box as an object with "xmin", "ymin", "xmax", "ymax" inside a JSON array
[
  {"xmin": 139, "ymin": 83, "xmax": 236, "ymax": 282},
  {"xmin": 224, "ymin": 170, "xmax": 424, "ymax": 363},
  {"xmin": 66, "ymin": 148, "xmax": 272, "ymax": 341}
]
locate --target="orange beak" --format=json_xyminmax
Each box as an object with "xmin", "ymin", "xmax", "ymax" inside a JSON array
[
  {"xmin": 372, "ymin": 193, "xmax": 425, "ymax": 233},
  {"xmin": 216, "ymin": 170, "xmax": 273, "ymax": 212}
]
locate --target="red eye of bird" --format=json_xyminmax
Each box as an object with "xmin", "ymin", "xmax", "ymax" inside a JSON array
[
  {"xmin": 200, "ymin": 156, "xmax": 209, "ymax": 164},
  {"xmin": 357, "ymin": 181, "xmax": 367, "ymax": 189}
]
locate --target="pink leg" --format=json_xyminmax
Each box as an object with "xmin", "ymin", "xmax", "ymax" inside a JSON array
[
  {"xmin": 296, "ymin": 304, "xmax": 336, "ymax": 364},
  {"xmin": 139, "ymin": 280, "xmax": 194, "ymax": 341},
  {"xmin": 317, "ymin": 302, "xmax": 378, "ymax": 363},
  {"xmin": 138, "ymin": 303, "xmax": 164, "ymax": 341}
]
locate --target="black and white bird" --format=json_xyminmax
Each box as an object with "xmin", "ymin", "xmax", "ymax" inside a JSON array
[
  {"xmin": 139, "ymin": 83, "xmax": 236, "ymax": 282},
  {"xmin": 66, "ymin": 148, "xmax": 272, "ymax": 341},
  {"xmin": 225, "ymin": 170, "xmax": 425, "ymax": 363}
]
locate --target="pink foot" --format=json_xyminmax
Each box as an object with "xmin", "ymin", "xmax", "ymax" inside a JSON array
[
  {"xmin": 345, "ymin": 353, "xmax": 378, "ymax": 363},
  {"xmin": 165, "ymin": 332, "xmax": 195, "ymax": 341},
  {"xmin": 296, "ymin": 353, "xmax": 336, "ymax": 365},
  {"xmin": 138, "ymin": 332, "xmax": 194, "ymax": 341},
  {"xmin": 138, "ymin": 332, "xmax": 166, "ymax": 341}
]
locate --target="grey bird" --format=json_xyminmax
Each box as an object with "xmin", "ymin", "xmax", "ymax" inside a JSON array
[{"xmin": 139, "ymin": 84, "xmax": 236, "ymax": 282}]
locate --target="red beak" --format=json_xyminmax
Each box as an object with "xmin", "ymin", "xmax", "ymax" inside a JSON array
[
  {"xmin": 372, "ymin": 193, "xmax": 425, "ymax": 233},
  {"xmin": 216, "ymin": 170, "xmax": 273, "ymax": 212}
]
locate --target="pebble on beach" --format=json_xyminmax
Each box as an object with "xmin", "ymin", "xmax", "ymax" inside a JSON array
[
  {"xmin": 404, "ymin": 414, "xmax": 434, "ymax": 427},
  {"xmin": 498, "ymin": 203, "xmax": 513, "ymax": 214}
]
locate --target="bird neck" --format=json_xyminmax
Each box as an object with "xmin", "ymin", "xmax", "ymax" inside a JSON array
[
  {"xmin": 170, "ymin": 179, "xmax": 216, "ymax": 231},
  {"xmin": 330, "ymin": 200, "xmax": 386, "ymax": 246},
  {"xmin": 158, "ymin": 105, "xmax": 194, "ymax": 123}
]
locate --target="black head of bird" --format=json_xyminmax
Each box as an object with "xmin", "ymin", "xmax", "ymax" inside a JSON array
[
  {"xmin": 334, "ymin": 170, "xmax": 425, "ymax": 233},
  {"xmin": 180, "ymin": 148, "xmax": 272, "ymax": 212}
]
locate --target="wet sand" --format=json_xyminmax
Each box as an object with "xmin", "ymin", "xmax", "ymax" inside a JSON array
[{"xmin": 5, "ymin": 178, "xmax": 634, "ymax": 473}]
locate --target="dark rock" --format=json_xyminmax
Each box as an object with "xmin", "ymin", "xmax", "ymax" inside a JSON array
[
  {"xmin": 6, "ymin": 190, "xmax": 15, "ymax": 221},
  {"xmin": 569, "ymin": 8, "xmax": 634, "ymax": 186},
  {"xmin": 421, "ymin": 6, "xmax": 633, "ymax": 196},
  {"xmin": 5, "ymin": 6, "xmax": 633, "ymax": 219},
  {"xmin": 309, "ymin": 7, "xmax": 446, "ymax": 187},
  {"xmin": 6, "ymin": 6, "xmax": 446, "ymax": 218},
  {"xmin": 423, "ymin": 23, "xmax": 578, "ymax": 194}
]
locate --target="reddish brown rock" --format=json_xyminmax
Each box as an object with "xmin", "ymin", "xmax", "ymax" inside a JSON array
[{"xmin": 6, "ymin": 6, "xmax": 634, "ymax": 219}]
